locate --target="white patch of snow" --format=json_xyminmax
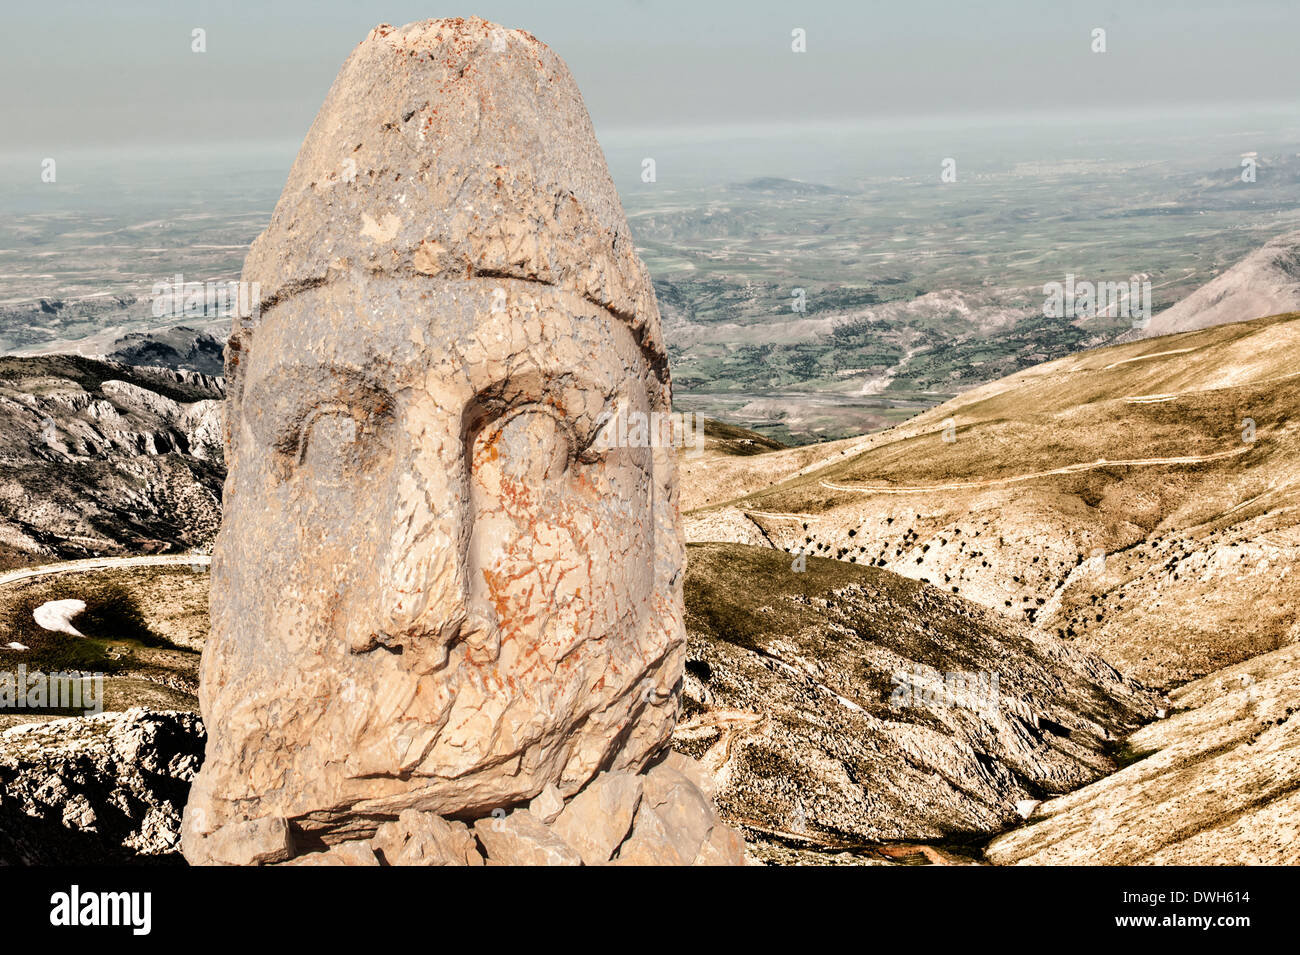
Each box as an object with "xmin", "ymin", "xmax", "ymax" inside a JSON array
[{"xmin": 32, "ymin": 598, "xmax": 87, "ymax": 636}]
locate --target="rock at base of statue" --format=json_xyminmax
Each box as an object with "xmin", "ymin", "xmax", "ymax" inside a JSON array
[{"xmin": 209, "ymin": 754, "xmax": 747, "ymax": 866}]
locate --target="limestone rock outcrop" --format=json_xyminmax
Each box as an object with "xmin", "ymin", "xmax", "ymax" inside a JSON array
[
  {"xmin": 183, "ymin": 17, "xmax": 739, "ymax": 865},
  {"xmin": 0, "ymin": 708, "xmax": 204, "ymax": 864}
]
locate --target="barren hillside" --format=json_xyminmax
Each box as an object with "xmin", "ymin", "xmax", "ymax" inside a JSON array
[
  {"xmin": 688, "ymin": 312, "xmax": 1300, "ymax": 688},
  {"xmin": 1140, "ymin": 230, "xmax": 1300, "ymax": 338}
]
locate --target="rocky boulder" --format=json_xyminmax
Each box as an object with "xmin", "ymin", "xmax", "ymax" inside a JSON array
[{"xmin": 280, "ymin": 756, "xmax": 745, "ymax": 866}]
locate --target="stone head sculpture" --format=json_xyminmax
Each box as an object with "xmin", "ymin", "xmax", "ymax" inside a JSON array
[{"xmin": 182, "ymin": 18, "xmax": 696, "ymax": 864}]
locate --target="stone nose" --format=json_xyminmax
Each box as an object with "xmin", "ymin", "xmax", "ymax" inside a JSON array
[{"xmin": 344, "ymin": 428, "xmax": 499, "ymax": 673}]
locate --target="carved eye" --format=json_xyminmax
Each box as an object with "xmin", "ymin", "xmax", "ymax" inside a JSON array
[
  {"xmin": 485, "ymin": 407, "xmax": 572, "ymax": 484},
  {"xmin": 297, "ymin": 405, "xmax": 369, "ymax": 484}
]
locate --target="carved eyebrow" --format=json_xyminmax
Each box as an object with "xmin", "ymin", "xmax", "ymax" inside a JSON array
[
  {"xmin": 460, "ymin": 370, "xmax": 625, "ymax": 449},
  {"xmin": 243, "ymin": 364, "xmax": 394, "ymax": 457}
]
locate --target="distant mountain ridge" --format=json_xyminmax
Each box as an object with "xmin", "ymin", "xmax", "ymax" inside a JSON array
[
  {"xmin": 106, "ymin": 326, "xmax": 227, "ymax": 377},
  {"xmin": 0, "ymin": 295, "xmax": 142, "ymax": 354},
  {"xmin": 1140, "ymin": 229, "xmax": 1300, "ymax": 337}
]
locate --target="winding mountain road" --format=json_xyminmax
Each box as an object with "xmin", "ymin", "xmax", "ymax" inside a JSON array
[
  {"xmin": 817, "ymin": 445, "xmax": 1251, "ymax": 495},
  {"xmin": 0, "ymin": 554, "xmax": 210, "ymax": 592}
]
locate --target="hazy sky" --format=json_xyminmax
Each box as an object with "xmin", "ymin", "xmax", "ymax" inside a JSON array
[{"xmin": 3, "ymin": 0, "xmax": 1299, "ymax": 154}]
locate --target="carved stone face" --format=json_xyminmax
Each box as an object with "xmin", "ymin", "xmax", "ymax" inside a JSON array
[
  {"xmin": 186, "ymin": 275, "xmax": 682, "ymax": 845},
  {"xmin": 182, "ymin": 16, "xmax": 685, "ymax": 862}
]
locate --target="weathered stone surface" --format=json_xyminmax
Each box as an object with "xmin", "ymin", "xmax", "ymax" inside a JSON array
[
  {"xmin": 198, "ymin": 815, "xmax": 294, "ymax": 866},
  {"xmin": 663, "ymin": 749, "xmax": 716, "ymax": 800},
  {"xmin": 371, "ymin": 809, "xmax": 482, "ymax": 866},
  {"xmin": 641, "ymin": 762, "xmax": 714, "ymax": 859},
  {"xmin": 692, "ymin": 818, "xmax": 749, "ymax": 866},
  {"xmin": 527, "ymin": 783, "xmax": 565, "ymax": 825},
  {"xmin": 474, "ymin": 810, "xmax": 581, "ymax": 866},
  {"xmin": 612, "ymin": 803, "xmax": 684, "ymax": 865},
  {"xmin": 550, "ymin": 770, "xmax": 643, "ymax": 865},
  {"xmin": 615, "ymin": 759, "xmax": 743, "ymax": 865},
  {"xmin": 283, "ymin": 840, "xmax": 380, "ymax": 866},
  {"xmin": 239, "ymin": 18, "xmax": 664, "ymax": 363},
  {"xmin": 181, "ymin": 16, "xmax": 741, "ymax": 866}
]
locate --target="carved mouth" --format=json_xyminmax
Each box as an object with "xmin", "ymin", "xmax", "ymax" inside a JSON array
[{"xmin": 351, "ymin": 611, "xmax": 501, "ymax": 672}]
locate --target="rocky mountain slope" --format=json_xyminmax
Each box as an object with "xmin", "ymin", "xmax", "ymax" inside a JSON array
[
  {"xmin": 0, "ymin": 543, "xmax": 1159, "ymax": 864},
  {"xmin": 2, "ymin": 311, "xmax": 1296, "ymax": 865},
  {"xmin": 688, "ymin": 311, "xmax": 1300, "ymax": 690},
  {"xmin": 1140, "ymin": 230, "xmax": 1300, "ymax": 338},
  {"xmin": 677, "ymin": 543, "xmax": 1156, "ymax": 851},
  {"xmin": 0, "ymin": 355, "xmax": 224, "ymax": 567},
  {"xmin": 987, "ymin": 641, "xmax": 1300, "ymax": 864}
]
